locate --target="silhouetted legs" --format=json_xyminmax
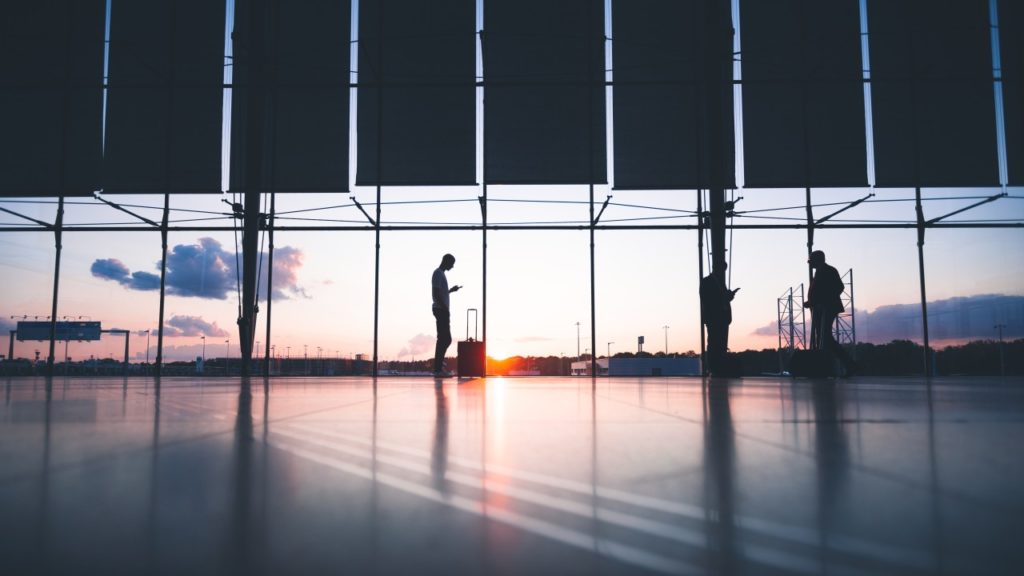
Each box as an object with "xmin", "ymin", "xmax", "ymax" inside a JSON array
[
  {"xmin": 705, "ymin": 322, "xmax": 729, "ymax": 375},
  {"xmin": 433, "ymin": 308, "xmax": 451, "ymax": 373},
  {"xmin": 815, "ymin": 309, "xmax": 855, "ymax": 374}
]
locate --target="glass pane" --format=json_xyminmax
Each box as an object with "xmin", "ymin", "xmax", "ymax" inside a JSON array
[
  {"xmin": 0, "ymin": 225, "xmax": 56, "ymax": 372},
  {"xmin": 55, "ymin": 230, "xmax": 162, "ymax": 374}
]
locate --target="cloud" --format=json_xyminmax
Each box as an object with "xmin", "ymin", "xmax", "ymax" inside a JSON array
[
  {"xmin": 0, "ymin": 317, "xmax": 16, "ymax": 334},
  {"xmin": 91, "ymin": 258, "xmax": 131, "ymax": 282},
  {"xmin": 752, "ymin": 294, "xmax": 1024, "ymax": 344},
  {"xmin": 158, "ymin": 315, "xmax": 231, "ymax": 338},
  {"xmin": 398, "ymin": 333, "xmax": 435, "ymax": 358},
  {"xmin": 91, "ymin": 258, "xmax": 162, "ymax": 291},
  {"xmin": 162, "ymin": 237, "xmax": 235, "ymax": 299},
  {"xmin": 126, "ymin": 271, "xmax": 161, "ymax": 291},
  {"xmin": 263, "ymin": 246, "xmax": 309, "ymax": 300},
  {"xmin": 91, "ymin": 237, "xmax": 307, "ymax": 301}
]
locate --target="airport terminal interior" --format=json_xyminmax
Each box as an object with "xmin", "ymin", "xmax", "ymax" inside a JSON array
[
  {"xmin": 2, "ymin": 376, "xmax": 1023, "ymax": 575},
  {"xmin": 3, "ymin": 0, "xmax": 1024, "ymax": 574}
]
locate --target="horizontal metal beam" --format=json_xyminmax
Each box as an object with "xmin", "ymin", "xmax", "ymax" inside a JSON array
[
  {"xmin": 12, "ymin": 76, "xmax": 1009, "ymax": 91},
  {"xmin": 1, "ymin": 222, "xmax": 1020, "ymax": 234}
]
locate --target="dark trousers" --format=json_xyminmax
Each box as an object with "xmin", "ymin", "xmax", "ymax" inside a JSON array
[
  {"xmin": 433, "ymin": 307, "xmax": 451, "ymax": 372},
  {"xmin": 705, "ymin": 322, "xmax": 729, "ymax": 375},
  {"xmin": 813, "ymin": 308, "xmax": 854, "ymax": 370}
]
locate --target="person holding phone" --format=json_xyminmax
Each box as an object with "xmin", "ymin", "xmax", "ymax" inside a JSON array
[
  {"xmin": 700, "ymin": 262, "xmax": 739, "ymax": 376},
  {"xmin": 431, "ymin": 253, "xmax": 461, "ymax": 377}
]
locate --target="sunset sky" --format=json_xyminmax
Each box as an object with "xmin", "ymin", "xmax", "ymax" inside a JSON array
[
  {"xmin": 2, "ymin": 185, "xmax": 1021, "ymax": 364},
  {"xmin": 1, "ymin": 0, "xmax": 1022, "ymax": 363}
]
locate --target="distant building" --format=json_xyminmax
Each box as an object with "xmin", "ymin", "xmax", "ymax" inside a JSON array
[
  {"xmin": 571, "ymin": 357, "xmax": 700, "ymax": 376},
  {"xmin": 570, "ymin": 358, "xmax": 607, "ymax": 376}
]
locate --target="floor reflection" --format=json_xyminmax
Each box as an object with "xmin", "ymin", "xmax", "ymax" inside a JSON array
[
  {"xmin": 810, "ymin": 381, "xmax": 850, "ymax": 572},
  {"xmin": 704, "ymin": 378, "xmax": 736, "ymax": 575},
  {"xmin": 1, "ymin": 376, "xmax": 1022, "ymax": 575},
  {"xmin": 146, "ymin": 379, "xmax": 160, "ymax": 572},
  {"xmin": 229, "ymin": 379, "xmax": 256, "ymax": 572},
  {"xmin": 431, "ymin": 383, "xmax": 450, "ymax": 493}
]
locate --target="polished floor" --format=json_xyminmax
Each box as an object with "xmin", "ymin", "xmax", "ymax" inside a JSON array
[{"xmin": 1, "ymin": 376, "xmax": 1022, "ymax": 575}]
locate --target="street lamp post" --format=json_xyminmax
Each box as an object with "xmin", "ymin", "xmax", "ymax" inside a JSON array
[
  {"xmin": 607, "ymin": 342, "xmax": 614, "ymax": 377},
  {"xmin": 662, "ymin": 325, "xmax": 669, "ymax": 355},
  {"xmin": 225, "ymin": 339, "xmax": 230, "ymax": 375},
  {"xmin": 145, "ymin": 329, "xmax": 151, "ymax": 367},
  {"xmin": 576, "ymin": 322, "xmax": 581, "ymax": 360},
  {"xmin": 201, "ymin": 335, "xmax": 206, "ymax": 374}
]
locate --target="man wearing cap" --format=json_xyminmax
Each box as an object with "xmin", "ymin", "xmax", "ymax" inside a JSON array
[{"xmin": 805, "ymin": 250, "xmax": 857, "ymax": 376}]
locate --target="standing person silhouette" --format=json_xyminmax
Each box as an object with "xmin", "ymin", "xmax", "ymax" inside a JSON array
[
  {"xmin": 431, "ymin": 254, "xmax": 461, "ymax": 377},
  {"xmin": 700, "ymin": 263, "xmax": 739, "ymax": 375},
  {"xmin": 805, "ymin": 250, "xmax": 857, "ymax": 376}
]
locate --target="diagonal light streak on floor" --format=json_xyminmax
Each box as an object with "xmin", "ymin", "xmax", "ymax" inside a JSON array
[
  {"xmin": 269, "ymin": 436, "xmax": 702, "ymax": 576},
  {"xmin": 275, "ymin": 421, "xmax": 931, "ymax": 575},
  {"xmin": 283, "ymin": 419, "xmax": 933, "ymax": 572}
]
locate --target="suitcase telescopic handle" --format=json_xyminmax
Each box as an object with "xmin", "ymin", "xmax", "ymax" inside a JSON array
[{"xmin": 467, "ymin": 308, "xmax": 478, "ymax": 341}]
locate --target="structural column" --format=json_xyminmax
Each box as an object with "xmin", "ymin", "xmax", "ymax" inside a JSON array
[
  {"xmin": 46, "ymin": 196, "xmax": 65, "ymax": 378},
  {"xmin": 156, "ymin": 194, "xmax": 170, "ymax": 376},
  {"xmin": 703, "ymin": 0, "xmax": 732, "ymax": 276},
  {"xmin": 915, "ymin": 188, "xmax": 932, "ymax": 377},
  {"xmin": 235, "ymin": 0, "xmax": 272, "ymax": 377}
]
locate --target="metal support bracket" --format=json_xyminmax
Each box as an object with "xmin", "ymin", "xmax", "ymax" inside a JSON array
[
  {"xmin": 0, "ymin": 206, "xmax": 54, "ymax": 229},
  {"xmin": 815, "ymin": 193, "xmax": 875, "ymax": 226},
  {"xmin": 592, "ymin": 195, "xmax": 612, "ymax": 225},
  {"xmin": 352, "ymin": 198, "xmax": 377, "ymax": 226},
  {"xmin": 93, "ymin": 193, "xmax": 160, "ymax": 227},
  {"xmin": 927, "ymin": 192, "xmax": 1007, "ymax": 225}
]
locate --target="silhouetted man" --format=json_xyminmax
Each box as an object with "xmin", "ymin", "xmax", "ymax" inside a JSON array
[
  {"xmin": 431, "ymin": 253, "xmax": 461, "ymax": 377},
  {"xmin": 700, "ymin": 263, "xmax": 739, "ymax": 375},
  {"xmin": 805, "ymin": 250, "xmax": 857, "ymax": 376}
]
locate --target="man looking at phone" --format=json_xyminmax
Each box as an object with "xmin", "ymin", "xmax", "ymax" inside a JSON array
[
  {"xmin": 700, "ymin": 262, "xmax": 739, "ymax": 376},
  {"xmin": 432, "ymin": 253, "xmax": 461, "ymax": 377}
]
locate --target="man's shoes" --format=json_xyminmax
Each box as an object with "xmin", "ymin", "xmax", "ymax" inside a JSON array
[{"xmin": 433, "ymin": 370, "xmax": 453, "ymax": 378}]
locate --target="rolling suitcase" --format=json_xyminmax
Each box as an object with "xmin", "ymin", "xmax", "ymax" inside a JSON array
[
  {"xmin": 787, "ymin": 349, "xmax": 834, "ymax": 378},
  {"xmin": 457, "ymin": 308, "xmax": 485, "ymax": 377}
]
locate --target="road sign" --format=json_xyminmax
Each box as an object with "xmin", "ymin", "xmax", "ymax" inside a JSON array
[{"xmin": 16, "ymin": 321, "xmax": 102, "ymax": 342}]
